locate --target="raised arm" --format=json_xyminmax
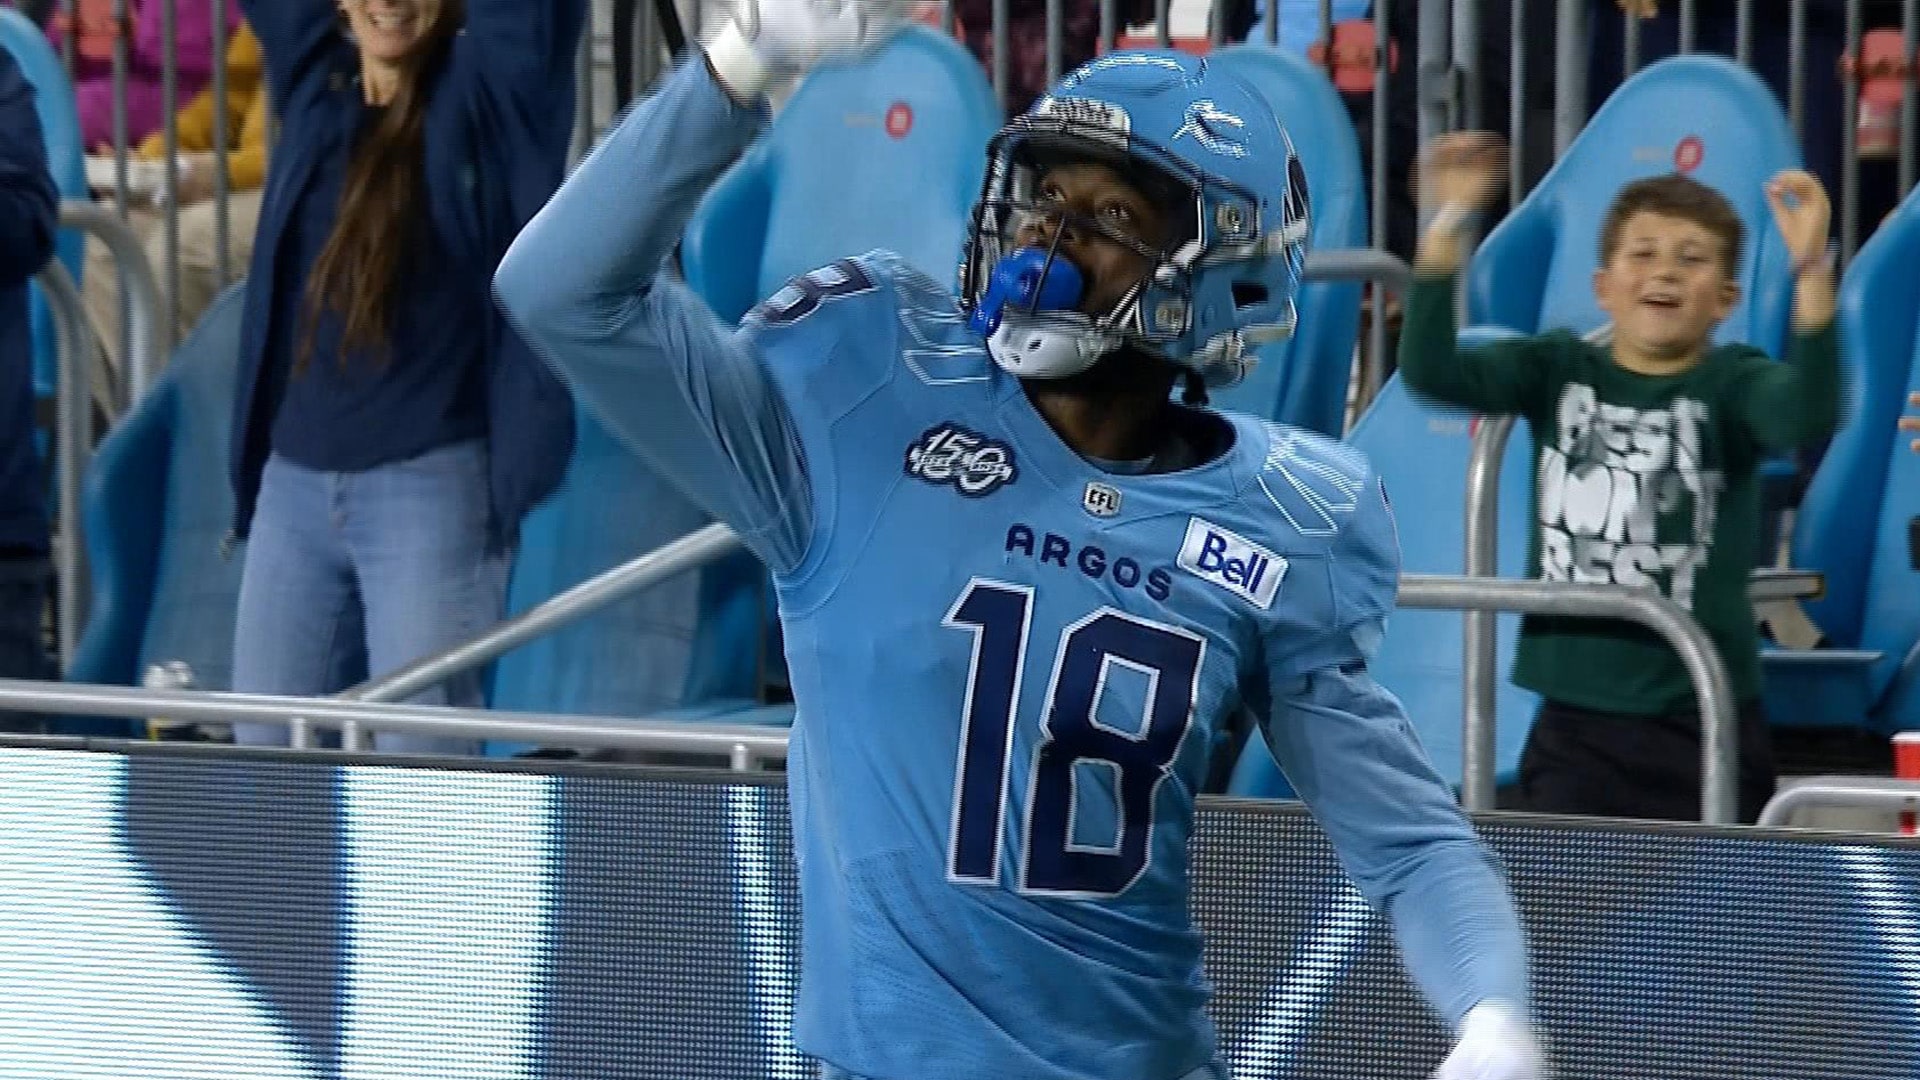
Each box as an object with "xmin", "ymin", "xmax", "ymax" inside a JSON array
[
  {"xmin": 495, "ymin": 56, "xmax": 813, "ymax": 572},
  {"xmin": 462, "ymin": 0, "xmax": 589, "ymax": 89},
  {"xmin": 496, "ymin": 7, "xmax": 911, "ymax": 571},
  {"xmin": 1399, "ymin": 131, "xmax": 1558, "ymax": 416},
  {"xmin": 1730, "ymin": 170, "xmax": 1841, "ymax": 454},
  {"xmin": 236, "ymin": 0, "xmax": 341, "ymax": 111}
]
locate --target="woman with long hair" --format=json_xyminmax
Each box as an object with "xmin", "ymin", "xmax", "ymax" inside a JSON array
[{"xmin": 228, "ymin": 0, "xmax": 582, "ymax": 749}]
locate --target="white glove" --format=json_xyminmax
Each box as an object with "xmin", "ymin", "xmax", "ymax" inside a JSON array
[
  {"xmin": 1431, "ymin": 1001, "xmax": 1546, "ymax": 1080},
  {"xmin": 704, "ymin": 0, "xmax": 911, "ymax": 99}
]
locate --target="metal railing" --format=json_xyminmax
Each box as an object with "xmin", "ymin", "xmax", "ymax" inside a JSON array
[
  {"xmin": 0, "ymin": 570, "xmax": 1739, "ymax": 816},
  {"xmin": 1304, "ymin": 247, "xmax": 1409, "ymax": 407},
  {"xmin": 1457, "ymin": 401, "xmax": 1823, "ymax": 820},
  {"xmin": 60, "ymin": 200, "xmax": 164, "ymax": 409},
  {"xmin": 1398, "ymin": 573, "xmax": 1740, "ymax": 824},
  {"xmin": 33, "ymin": 260, "xmax": 93, "ymax": 671},
  {"xmin": 1756, "ymin": 776, "xmax": 1920, "ymax": 829},
  {"xmin": 333, "ymin": 522, "xmax": 746, "ymax": 750},
  {"xmin": 0, "ymin": 678, "xmax": 789, "ymax": 771}
]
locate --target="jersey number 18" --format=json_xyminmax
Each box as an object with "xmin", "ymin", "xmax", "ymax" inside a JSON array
[{"xmin": 943, "ymin": 578, "xmax": 1203, "ymax": 899}]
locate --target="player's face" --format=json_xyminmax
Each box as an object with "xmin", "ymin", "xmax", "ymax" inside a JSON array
[
  {"xmin": 1015, "ymin": 162, "xmax": 1172, "ymax": 318},
  {"xmin": 1593, "ymin": 211, "xmax": 1738, "ymax": 361},
  {"xmin": 339, "ymin": 0, "xmax": 444, "ymax": 64}
]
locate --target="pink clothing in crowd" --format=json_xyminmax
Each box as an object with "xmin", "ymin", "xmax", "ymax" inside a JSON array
[{"xmin": 49, "ymin": 0, "xmax": 243, "ymax": 148}]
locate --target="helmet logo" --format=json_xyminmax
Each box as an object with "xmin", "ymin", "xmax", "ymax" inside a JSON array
[
  {"xmin": 1172, "ymin": 100, "xmax": 1249, "ymax": 159},
  {"xmin": 1031, "ymin": 95, "xmax": 1132, "ymax": 139}
]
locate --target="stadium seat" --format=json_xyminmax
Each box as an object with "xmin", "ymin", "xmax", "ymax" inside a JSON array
[
  {"xmin": 1466, "ymin": 55, "xmax": 1801, "ymax": 355},
  {"xmin": 681, "ymin": 24, "xmax": 1000, "ymax": 320},
  {"xmin": 0, "ymin": 7, "xmax": 86, "ymax": 401},
  {"xmin": 66, "ymin": 283, "xmax": 247, "ymax": 735},
  {"xmin": 482, "ymin": 407, "xmax": 772, "ymax": 755},
  {"xmin": 1207, "ymin": 44, "xmax": 1368, "ymax": 438},
  {"xmin": 1228, "ymin": 333, "xmax": 1540, "ymax": 799},
  {"xmin": 1763, "ymin": 183, "xmax": 1920, "ymax": 734}
]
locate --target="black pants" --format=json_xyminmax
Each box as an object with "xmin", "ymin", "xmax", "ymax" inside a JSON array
[{"xmin": 1515, "ymin": 697, "xmax": 1777, "ymax": 824}]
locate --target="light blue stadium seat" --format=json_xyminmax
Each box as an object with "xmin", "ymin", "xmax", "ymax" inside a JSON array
[
  {"xmin": 482, "ymin": 406, "xmax": 771, "ymax": 755},
  {"xmin": 1764, "ymin": 184, "xmax": 1920, "ymax": 733},
  {"xmin": 0, "ymin": 7, "xmax": 86, "ymax": 400},
  {"xmin": 1206, "ymin": 44, "xmax": 1367, "ymax": 438},
  {"xmin": 66, "ymin": 283, "xmax": 247, "ymax": 735},
  {"xmin": 1465, "ymin": 55, "xmax": 1801, "ymax": 353},
  {"xmin": 682, "ymin": 25, "xmax": 1000, "ymax": 319},
  {"xmin": 1227, "ymin": 334, "xmax": 1539, "ymax": 800}
]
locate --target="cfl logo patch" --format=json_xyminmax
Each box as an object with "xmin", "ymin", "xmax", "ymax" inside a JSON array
[
  {"xmin": 1082, "ymin": 481, "xmax": 1123, "ymax": 518},
  {"xmin": 1177, "ymin": 517, "xmax": 1286, "ymax": 610}
]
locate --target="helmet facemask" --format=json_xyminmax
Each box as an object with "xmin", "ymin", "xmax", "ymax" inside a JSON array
[
  {"xmin": 961, "ymin": 124, "xmax": 1207, "ymax": 380},
  {"xmin": 962, "ymin": 113, "xmax": 1307, "ymax": 388}
]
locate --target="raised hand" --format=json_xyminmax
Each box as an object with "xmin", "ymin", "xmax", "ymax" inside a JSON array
[
  {"xmin": 1765, "ymin": 169, "xmax": 1833, "ymax": 274},
  {"xmin": 1418, "ymin": 131, "xmax": 1508, "ymax": 214},
  {"xmin": 706, "ymin": 0, "xmax": 913, "ymax": 98}
]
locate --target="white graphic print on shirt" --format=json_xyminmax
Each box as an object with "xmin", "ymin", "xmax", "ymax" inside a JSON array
[{"xmin": 1535, "ymin": 382, "xmax": 1723, "ymax": 610}]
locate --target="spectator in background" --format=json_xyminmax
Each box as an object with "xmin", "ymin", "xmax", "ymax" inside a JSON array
[
  {"xmin": 83, "ymin": 20, "xmax": 268, "ymax": 406},
  {"xmin": 0, "ymin": 44, "xmax": 59, "ymax": 723},
  {"xmin": 953, "ymin": 0, "xmax": 1154, "ymax": 115},
  {"xmin": 1402, "ymin": 134, "xmax": 1840, "ymax": 823},
  {"xmin": 49, "ymin": 0, "xmax": 240, "ymax": 151},
  {"xmin": 1902, "ymin": 391, "xmax": 1919, "ymax": 452},
  {"xmin": 227, "ymin": 0, "xmax": 581, "ymax": 751}
]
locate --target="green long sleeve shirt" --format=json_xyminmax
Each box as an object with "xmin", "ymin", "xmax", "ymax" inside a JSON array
[{"xmin": 1396, "ymin": 273, "xmax": 1841, "ymax": 716}]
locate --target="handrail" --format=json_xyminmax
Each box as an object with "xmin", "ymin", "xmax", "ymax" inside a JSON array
[
  {"xmin": 1303, "ymin": 248, "xmax": 1412, "ymax": 296},
  {"xmin": 1398, "ymin": 573, "xmax": 1739, "ymax": 824},
  {"xmin": 335, "ymin": 523, "xmax": 746, "ymax": 749},
  {"xmin": 1756, "ymin": 777, "xmax": 1920, "ymax": 829},
  {"xmin": 1459, "ymin": 323, "xmax": 1612, "ymax": 813},
  {"xmin": 1303, "ymin": 248, "xmax": 1409, "ymax": 410},
  {"xmin": 0, "ymin": 573, "xmax": 1735, "ymax": 817},
  {"xmin": 59, "ymin": 200, "xmax": 164, "ymax": 407},
  {"xmin": 34, "ymin": 260, "xmax": 92, "ymax": 671},
  {"xmin": 343, "ymin": 523, "xmax": 745, "ymax": 705},
  {"xmin": 1459, "ymin": 409, "xmax": 1514, "ymax": 813},
  {"xmin": 0, "ymin": 677, "xmax": 790, "ymax": 768}
]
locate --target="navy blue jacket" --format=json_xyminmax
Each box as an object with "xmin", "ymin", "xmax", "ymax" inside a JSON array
[
  {"xmin": 231, "ymin": 0, "xmax": 583, "ymax": 543},
  {"xmin": 0, "ymin": 45, "xmax": 54, "ymax": 554}
]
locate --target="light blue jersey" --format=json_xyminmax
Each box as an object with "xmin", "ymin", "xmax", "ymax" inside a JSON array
[{"xmin": 497, "ymin": 56, "xmax": 1529, "ymax": 1080}]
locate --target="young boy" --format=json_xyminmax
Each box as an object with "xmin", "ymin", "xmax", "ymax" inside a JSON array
[{"xmin": 1398, "ymin": 132, "xmax": 1841, "ymax": 823}]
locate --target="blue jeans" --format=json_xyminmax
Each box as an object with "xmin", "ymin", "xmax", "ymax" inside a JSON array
[
  {"xmin": 230, "ymin": 441, "xmax": 508, "ymax": 754},
  {"xmin": 819, "ymin": 1063, "xmax": 1231, "ymax": 1080}
]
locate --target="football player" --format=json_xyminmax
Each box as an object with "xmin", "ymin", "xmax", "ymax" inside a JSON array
[{"xmin": 496, "ymin": 5, "xmax": 1544, "ymax": 1077}]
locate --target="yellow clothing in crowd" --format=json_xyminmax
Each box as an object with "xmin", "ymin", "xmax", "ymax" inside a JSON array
[{"xmin": 133, "ymin": 21, "xmax": 268, "ymax": 191}]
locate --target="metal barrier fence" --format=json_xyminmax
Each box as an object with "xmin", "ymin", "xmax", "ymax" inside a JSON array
[{"xmin": 32, "ymin": 259, "xmax": 91, "ymax": 672}]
